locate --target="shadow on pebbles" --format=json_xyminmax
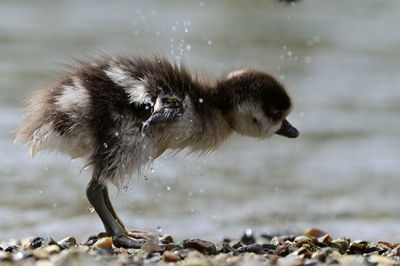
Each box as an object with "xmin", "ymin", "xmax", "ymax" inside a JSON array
[{"xmin": 0, "ymin": 229, "xmax": 399, "ymax": 266}]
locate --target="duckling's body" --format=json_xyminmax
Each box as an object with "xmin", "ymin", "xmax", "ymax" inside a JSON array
[{"xmin": 16, "ymin": 55, "xmax": 298, "ymax": 248}]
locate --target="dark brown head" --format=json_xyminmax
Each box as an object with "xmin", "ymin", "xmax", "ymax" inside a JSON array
[{"xmin": 216, "ymin": 69, "xmax": 299, "ymax": 139}]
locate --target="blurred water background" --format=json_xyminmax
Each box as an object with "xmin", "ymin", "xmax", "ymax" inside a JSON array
[{"xmin": 1, "ymin": 0, "xmax": 400, "ymax": 243}]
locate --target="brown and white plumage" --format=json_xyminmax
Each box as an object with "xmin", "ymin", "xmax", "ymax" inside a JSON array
[{"xmin": 15, "ymin": 55, "xmax": 298, "ymax": 248}]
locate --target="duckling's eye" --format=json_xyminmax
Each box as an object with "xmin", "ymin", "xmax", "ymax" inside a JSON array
[
  {"xmin": 273, "ymin": 111, "xmax": 283, "ymax": 121},
  {"xmin": 252, "ymin": 117, "xmax": 259, "ymax": 124}
]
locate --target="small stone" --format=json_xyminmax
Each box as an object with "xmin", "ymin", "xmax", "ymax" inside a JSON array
[
  {"xmin": 184, "ymin": 239, "xmax": 217, "ymax": 255},
  {"xmin": 222, "ymin": 243, "xmax": 237, "ymax": 254},
  {"xmin": 294, "ymin": 235, "xmax": 311, "ymax": 242},
  {"xmin": 293, "ymin": 239, "xmax": 318, "ymax": 250},
  {"xmin": 160, "ymin": 234, "xmax": 174, "ymax": 244},
  {"xmin": 163, "ymin": 250, "xmax": 181, "ymax": 262},
  {"xmin": 378, "ymin": 241, "xmax": 398, "ymax": 249},
  {"xmin": 244, "ymin": 244, "xmax": 264, "ymax": 255},
  {"xmin": 231, "ymin": 242, "xmax": 242, "ymax": 249},
  {"xmin": 331, "ymin": 237, "xmax": 350, "ymax": 254},
  {"xmin": 143, "ymin": 253, "xmax": 162, "ymax": 264},
  {"xmin": 33, "ymin": 248, "xmax": 50, "ymax": 260},
  {"xmin": 141, "ymin": 240, "xmax": 165, "ymax": 253},
  {"xmin": 391, "ymin": 246, "xmax": 400, "ymax": 256},
  {"xmin": 94, "ymin": 237, "xmax": 113, "ymax": 250},
  {"xmin": 0, "ymin": 251, "xmax": 12, "ymax": 261},
  {"xmin": 97, "ymin": 232, "xmax": 108, "ymax": 238},
  {"xmin": 43, "ymin": 244, "xmax": 61, "ymax": 254},
  {"xmin": 294, "ymin": 245, "xmax": 313, "ymax": 258},
  {"xmin": 84, "ymin": 235, "xmax": 98, "ymax": 246},
  {"xmin": 261, "ymin": 244, "xmax": 277, "ymax": 251},
  {"xmin": 303, "ymin": 228, "xmax": 327, "ymax": 238},
  {"xmin": 275, "ymin": 244, "xmax": 290, "ymax": 256},
  {"xmin": 4, "ymin": 246, "xmax": 13, "ymax": 253},
  {"xmin": 57, "ymin": 237, "xmax": 77, "ymax": 249},
  {"xmin": 317, "ymin": 234, "xmax": 332, "ymax": 244},
  {"xmin": 349, "ymin": 241, "xmax": 366, "ymax": 254},
  {"xmin": 20, "ymin": 238, "xmax": 32, "ymax": 248},
  {"xmin": 311, "ymin": 247, "xmax": 333, "ymax": 262},
  {"xmin": 30, "ymin": 237, "xmax": 58, "ymax": 249}
]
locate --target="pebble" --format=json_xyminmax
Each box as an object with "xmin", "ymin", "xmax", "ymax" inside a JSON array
[
  {"xmin": 183, "ymin": 239, "xmax": 217, "ymax": 255},
  {"xmin": 57, "ymin": 236, "xmax": 77, "ymax": 249},
  {"xmin": 159, "ymin": 234, "xmax": 174, "ymax": 244},
  {"xmin": 163, "ymin": 250, "xmax": 181, "ymax": 262},
  {"xmin": 141, "ymin": 240, "xmax": 165, "ymax": 253},
  {"xmin": 93, "ymin": 237, "xmax": 113, "ymax": 250},
  {"xmin": 0, "ymin": 230, "xmax": 398, "ymax": 266}
]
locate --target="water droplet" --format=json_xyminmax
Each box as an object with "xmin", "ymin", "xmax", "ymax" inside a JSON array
[
  {"xmin": 184, "ymin": 28, "xmax": 189, "ymax": 33},
  {"xmin": 44, "ymin": 167, "xmax": 48, "ymax": 171},
  {"xmin": 305, "ymin": 56, "xmax": 312, "ymax": 64},
  {"xmin": 306, "ymin": 40, "xmax": 313, "ymax": 46},
  {"xmin": 282, "ymin": 46, "xmax": 287, "ymax": 50},
  {"xmin": 190, "ymin": 208, "xmax": 195, "ymax": 213},
  {"xmin": 172, "ymin": 26, "xmax": 176, "ymax": 31},
  {"xmin": 87, "ymin": 206, "xmax": 95, "ymax": 213},
  {"xmin": 186, "ymin": 44, "xmax": 191, "ymax": 51},
  {"xmin": 198, "ymin": 98, "xmax": 204, "ymax": 103},
  {"xmin": 38, "ymin": 190, "xmax": 43, "ymax": 194},
  {"xmin": 150, "ymin": 168, "xmax": 155, "ymax": 173},
  {"xmin": 103, "ymin": 143, "xmax": 108, "ymax": 148},
  {"xmin": 287, "ymin": 51, "xmax": 292, "ymax": 57},
  {"xmin": 245, "ymin": 228, "xmax": 253, "ymax": 237},
  {"xmin": 53, "ymin": 203, "xmax": 58, "ymax": 207},
  {"xmin": 279, "ymin": 75, "xmax": 285, "ymax": 80},
  {"xmin": 156, "ymin": 226, "xmax": 162, "ymax": 232},
  {"xmin": 199, "ymin": 188, "xmax": 204, "ymax": 193},
  {"xmin": 115, "ymin": 132, "xmax": 119, "ymax": 137},
  {"xmin": 200, "ymin": 2, "xmax": 204, "ymax": 6},
  {"xmin": 166, "ymin": 186, "xmax": 171, "ymax": 191},
  {"xmin": 207, "ymin": 40, "xmax": 212, "ymax": 45}
]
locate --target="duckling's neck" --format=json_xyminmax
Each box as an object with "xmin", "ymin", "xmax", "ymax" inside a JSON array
[{"xmin": 185, "ymin": 82, "xmax": 233, "ymax": 152}]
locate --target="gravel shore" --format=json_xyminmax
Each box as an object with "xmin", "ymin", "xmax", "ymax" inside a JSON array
[{"xmin": 1, "ymin": 228, "xmax": 399, "ymax": 265}]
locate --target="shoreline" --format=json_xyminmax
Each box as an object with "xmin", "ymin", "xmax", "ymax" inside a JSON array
[{"xmin": 1, "ymin": 228, "xmax": 399, "ymax": 265}]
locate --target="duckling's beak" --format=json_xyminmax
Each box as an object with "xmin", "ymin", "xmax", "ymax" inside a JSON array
[{"xmin": 275, "ymin": 119, "xmax": 299, "ymax": 138}]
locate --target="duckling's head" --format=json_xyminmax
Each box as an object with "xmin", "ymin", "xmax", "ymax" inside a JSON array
[{"xmin": 217, "ymin": 69, "xmax": 299, "ymax": 139}]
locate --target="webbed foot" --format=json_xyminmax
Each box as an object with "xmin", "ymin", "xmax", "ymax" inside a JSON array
[{"xmin": 112, "ymin": 234, "xmax": 145, "ymax": 248}]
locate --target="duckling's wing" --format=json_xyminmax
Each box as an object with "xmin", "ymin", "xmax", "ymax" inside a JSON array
[{"xmin": 142, "ymin": 93, "xmax": 184, "ymax": 131}]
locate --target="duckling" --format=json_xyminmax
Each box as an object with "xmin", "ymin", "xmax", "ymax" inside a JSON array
[{"xmin": 15, "ymin": 55, "xmax": 299, "ymax": 248}]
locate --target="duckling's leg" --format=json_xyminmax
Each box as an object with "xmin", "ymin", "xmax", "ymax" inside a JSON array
[
  {"xmin": 86, "ymin": 178, "xmax": 144, "ymax": 248},
  {"xmin": 102, "ymin": 186, "xmax": 126, "ymax": 230}
]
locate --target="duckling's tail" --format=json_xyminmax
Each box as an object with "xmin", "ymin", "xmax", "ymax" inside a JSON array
[{"xmin": 15, "ymin": 87, "xmax": 53, "ymax": 157}]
